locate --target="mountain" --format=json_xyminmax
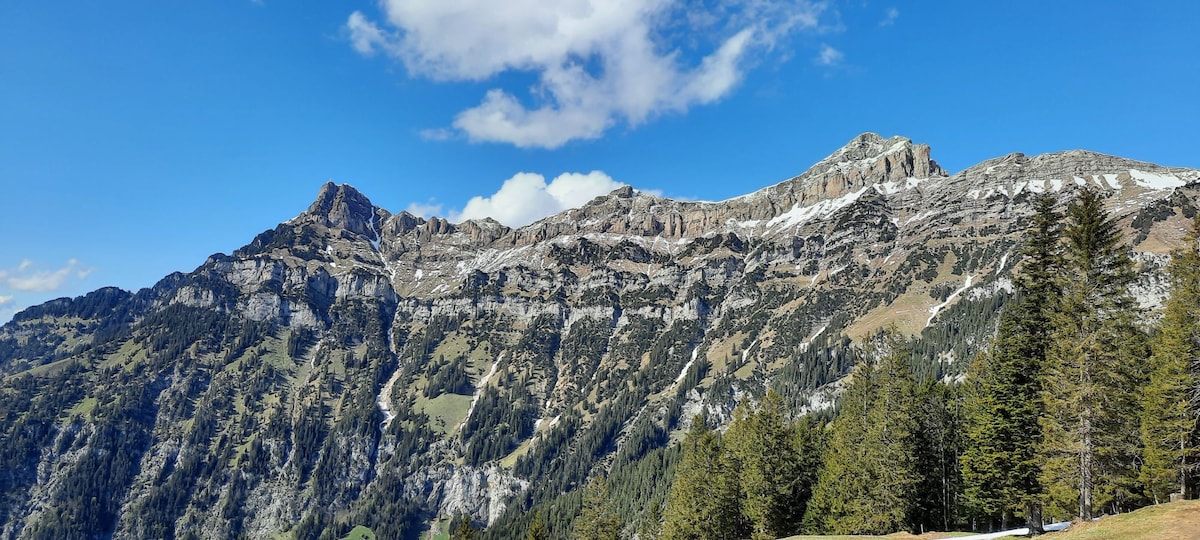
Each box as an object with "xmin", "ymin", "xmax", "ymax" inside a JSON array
[{"xmin": 1, "ymin": 133, "xmax": 1198, "ymax": 539}]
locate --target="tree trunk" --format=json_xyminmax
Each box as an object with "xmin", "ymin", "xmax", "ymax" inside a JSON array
[
  {"xmin": 1025, "ymin": 501, "xmax": 1044, "ymax": 534},
  {"xmin": 1182, "ymin": 430, "xmax": 1188, "ymax": 500},
  {"xmin": 1080, "ymin": 412, "xmax": 1094, "ymax": 520}
]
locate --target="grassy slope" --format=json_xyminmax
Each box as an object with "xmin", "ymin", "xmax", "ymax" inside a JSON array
[
  {"xmin": 785, "ymin": 533, "xmax": 972, "ymax": 540},
  {"xmin": 339, "ymin": 525, "xmax": 376, "ymax": 540},
  {"xmin": 786, "ymin": 501, "xmax": 1200, "ymax": 540},
  {"xmin": 1006, "ymin": 500, "xmax": 1200, "ymax": 540}
]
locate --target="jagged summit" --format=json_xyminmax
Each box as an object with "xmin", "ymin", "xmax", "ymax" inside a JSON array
[
  {"xmin": 817, "ymin": 132, "xmax": 909, "ymax": 163},
  {"xmin": 304, "ymin": 181, "xmax": 384, "ymax": 239},
  {"xmin": 807, "ymin": 132, "xmax": 946, "ymax": 182}
]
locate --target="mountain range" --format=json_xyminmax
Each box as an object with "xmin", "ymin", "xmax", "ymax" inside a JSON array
[{"xmin": 2, "ymin": 133, "xmax": 1198, "ymax": 539}]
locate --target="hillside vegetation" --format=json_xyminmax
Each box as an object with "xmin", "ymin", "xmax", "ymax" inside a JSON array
[{"xmin": 2, "ymin": 135, "xmax": 1200, "ymax": 539}]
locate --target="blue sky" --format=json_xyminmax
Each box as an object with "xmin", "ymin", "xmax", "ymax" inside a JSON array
[{"xmin": 2, "ymin": 1, "xmax": 1198, "ymax": 321}]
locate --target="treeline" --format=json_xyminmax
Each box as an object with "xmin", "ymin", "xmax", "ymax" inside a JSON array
[{"xmin": 961, "ymin": 190, "xmax": 1200, "ymax": 530}]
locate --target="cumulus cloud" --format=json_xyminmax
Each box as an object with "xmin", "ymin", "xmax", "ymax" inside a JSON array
[
  {"xmin": 880, "ymin": 7, "xmax": 899, "ymax": 26},
  {"xmin": 3, "ymin": 259, "xmax": 91, "ymax": 292},
  {"xmin": 0, "ymin": 295, "xmax": 12, "ymax": 306},
  {"xmin": 815, "ymin": 43, "xmax": 844, "ymax": 66},
  {"xmin": 450, "ymin": 171, "xmax": 624, "ymax": 227},
  {"xmin": 347, "ymin": 0, "xmax": 826, "ymax": 148}
]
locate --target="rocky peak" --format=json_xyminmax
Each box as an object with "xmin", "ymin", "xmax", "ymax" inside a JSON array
[
  {"xmin": 611, "ymin": 185, "xmax": 636, "ymax": 198},
  {"xmin": 807, "ymin": 132, "xmax": 946, "ymax": 186},
  {"xmin": 305, "ymin": 182, "xmax": 381, "ymax": 239}
]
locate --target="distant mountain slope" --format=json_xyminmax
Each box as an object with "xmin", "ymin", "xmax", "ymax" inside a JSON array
[{"xmin": 1, "ymin": 133, "xmax": 1197, "ymax": 539}]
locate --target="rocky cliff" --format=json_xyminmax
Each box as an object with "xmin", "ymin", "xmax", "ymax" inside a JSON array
[{"xmin": 1, "ymin": 133, "xmax": 1197, "ymax": 539}]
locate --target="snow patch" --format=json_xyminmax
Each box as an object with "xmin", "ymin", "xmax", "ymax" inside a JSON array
[
  {"xmin": 953, "ymin": 522, "xmax": 1069, "ymax": 540},
  {"xmin": 767, "ymin": 187, "xmax": 869, "ymax": 229},
  {"xmin": 798, "ymin": 324, "xmax": 828, "ymax": 352},
  {"xmin": 874, "ymin": 177, "xmax": 927, "ymax": 196},
  {"xmin": 460, "ymin": 354, "xmax": 503, "ymax": 432},
  {"xmin": 927, "ymin": 275, "xmax": 974, "ymax": 327},
  {"xmin": 1129, "ymin": 169, "xmax": 1186, "ymax": 190},
  {"xmin": 673, "ymin": 346, "xmax": 700, "ymax": 386},
  {"xmin": 377, "ymin": 326, "xmax": 404, "ymax": 427}
]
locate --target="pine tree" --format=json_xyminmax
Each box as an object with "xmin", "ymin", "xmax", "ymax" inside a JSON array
[
  {"xmin": 806, "ymin": 332, "xmax": 919, "ymax": 534},
  {"xmin": 1140, "ymin": 215, "xmax": 1200, "ymax": 502},
  {"xmin": 724, "ymin": 391, "xmax": 804, "ymax": 540},
  {"xmin": 526, "ymin": 510, "xmax": 549, "ymax": 540},
  {"xmin": 865, "ymin": 333, "xmax": 921, "ymax": 531},
  {"xmin": 805, "ymin": 358, "xmax": 875, "ymax": 534},
  {"xmin": 1041, "ymin": 188, "xmax": 1146, "ymax": 520},
  {"xmin": 914, "ymin": 380, "xmax": 964, "ymax": 533},
  {"xmin": 451, "ymin": 514, "xmax": 478, "ymax": 540},
  {"xmin": 661, "ymin": 414, "xmax": 742, "ymax": 540},
  {"xmin": 571, "ymin": 476, "xmax": 621, "ymax": 540},
  {"xmin": 961, "ymin": 193, "xmax": 1060, "ymax": 531}
]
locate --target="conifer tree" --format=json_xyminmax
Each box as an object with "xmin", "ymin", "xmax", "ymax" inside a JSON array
[
  {"xmin": 805, "ymin": 358, "xmax": 876, "ymax": 534},
  {"xmin": 571, "ymin": 476, "xmax": 621, "ymax": 540},
  {"xmin": 1140, "ymin": 215, "xmax": 1200, "ymax": 502},
  {"xmin": 526, "ymin": 510, "xmax": 548, "ymax": 540},
  {"xmin": 661, "ymin": 414, "xmax": 742, "ymax": 540},
  {"xmin": 914, "ymin": 380, "xmax": 964, "ymax": 532},
  {"xmin": 451, "ymin": 514, "xmax": 478, "ymax": 540},
  {"xmin": 724, "ymin": 391, "xmax": 803, "ymax": 540},
  {"xmin": 1041, "ymin": 188, "xmax": 1146, "ymax": 520},
  {"xmin": 806, "ymin": 332, "xmax": 918, "ymax": 534},
  {"xmin": 961, "ymin": 194, "xmax": 1059, "ymax": 531}
]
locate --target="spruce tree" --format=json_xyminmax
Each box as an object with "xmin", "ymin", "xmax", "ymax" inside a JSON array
[
  {"xmin": 571, "ymin": 476, "xmax": 621, "ymax": 540},
  {"xmin": 961, "ymin": 193, "xmax": 1060, "ymax": 531},
  {"xmin": 526, "ymin": 510, "xmax": 549, "ymax": 540},
  {"xmin": 806, "ymin": 332, "xmax": 919, "ymax": 534},
  {"xmin": 1140, "ymin": 215, "xmax": 1200, "ymax": 502},
  {"xmin": 1041, "ymin": 188, "xmax": 1146, "ymax": 520},
  {"xmin": 724, "ymin": 391, "xmax": 804, "ymax": 540},
  {"xmin": 914, "ymin": 380, "xmax": 964, "ymax": 532},
  {"xmin": 661, "ymin": 414, "xmax": 742, "ymax": 540}
]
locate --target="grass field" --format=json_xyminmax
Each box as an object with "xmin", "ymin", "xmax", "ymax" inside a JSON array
[
  {"xmin": 786, "ymin": 501, "xmax": 1200, "ymax": 540},
  {"xmin": 1008, "ymin": 500, "xmax": 1200, "ymax": 540},
  {"xmin": 339, "ymin": 525, "xmax": 375, "ymax": 540},
  {"xmin": 785, "ymin": 532, "xmax": 973, "ymax": 540}
]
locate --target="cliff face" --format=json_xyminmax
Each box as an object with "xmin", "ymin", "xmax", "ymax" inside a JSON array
[{"xmin": 1, "ymin": 133, "xmax": 1198, "ymax": 539}]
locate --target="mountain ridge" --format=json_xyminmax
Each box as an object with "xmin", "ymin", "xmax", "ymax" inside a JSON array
[{"xmin": 2, "ymin": 133, "xmax": 1199, "ymax": 539}]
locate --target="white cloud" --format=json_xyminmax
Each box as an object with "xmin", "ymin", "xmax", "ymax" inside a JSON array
[
  {"xmin": 0, "ymin": 295, "xmax": 12, "ymax": 306},
  {"xmin": 880, "ymin": 7, "xmax": 899, "ymax": 26},
  {"xmin": 452, "ymin": 171, "xmax": 624, "ymax": 227},
  {"xmin": 418, "ymin": 127, "xmax": 456, "ymax": 142},
  {"xmin": 815, "ymin": 43, "xmax": 843, "ymax": 66},
  {"xmin": 347, "ymin": 0, "xmax": 825, "ymax": 148},
  {"xmin": 347, "ymin": 11, "xmax": 389, "ymax": 56},
  {"xmin": 404, "ymin": 201, "xmax": 445, "ymax": 218},
  {"xmin": 3, "ymin": 259, "xmax": 91, "ymax": 292}
]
